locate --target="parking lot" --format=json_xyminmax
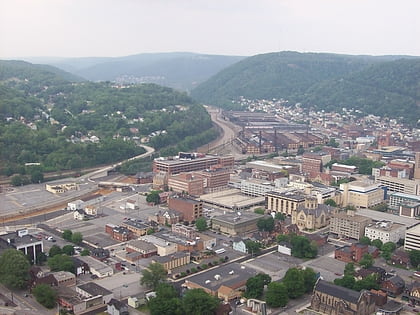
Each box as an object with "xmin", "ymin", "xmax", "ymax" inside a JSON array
[{"xmin": 242, "ymin": 251, "xmax": 303, "ymax": 281}]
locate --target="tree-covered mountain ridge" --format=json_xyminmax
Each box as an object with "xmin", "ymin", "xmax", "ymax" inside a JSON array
[
  {"xmin": 0, "ymin": 59, "xmax": 217, "ymax": 179},
  {"xmin": 191, "ymin": 51, "xmax": 420, "ymax": 125},
  {"xmin": 24, "ymin": 52, "xmax": 246, "ymax": 92}
]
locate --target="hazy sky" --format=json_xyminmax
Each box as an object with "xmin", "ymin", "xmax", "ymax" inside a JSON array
[{"xmin": 1, "ymin": 0, "xmax": 419, "ymax": 58}]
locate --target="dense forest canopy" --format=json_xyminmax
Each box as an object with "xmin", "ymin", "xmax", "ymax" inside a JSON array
[
  {"xmin": 0, "ymin": 60, "xmax": 217, "ymax": 178},
  {"xmin": 191, "ymin": 52, "xmax": 420, "ymax": 125}
]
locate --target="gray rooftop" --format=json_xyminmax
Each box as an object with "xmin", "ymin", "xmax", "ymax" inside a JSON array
[
  {"xmin": 212, "ymin": 212, "xmax": 262, "ymax": 225},
  {"xmin": 184, "ymin": 263, "xmax": 256, "ymax": 291},
  {"xmin": 78, "ymin": 282, "xmax": 112, "ymax": 297},
  {"xmin": 314, "ymin": 279, "xmax": 361, "ymax": 304}
]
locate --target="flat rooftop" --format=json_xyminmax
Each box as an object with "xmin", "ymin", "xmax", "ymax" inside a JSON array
[
  {"xmin": 212, "ymin": 212, "xmax": 263, "ymax": 225},
  {"xmin": 406, "ymin": 224, "xmax": 420, "ymax": 235},
  {"xmin": 332, "ymin": 212, "xmax": 371, "ymax": 222},
  {"xmin": 78, "ymin": 282, "xmax": 112, "ymax": 297},
  {"xmin": 200, "ymin": 189, "xmax": 265, "ymax": 209},
  {"xmin": 184, "ymin": 263, "xmax": 256, "ymax": 291}
]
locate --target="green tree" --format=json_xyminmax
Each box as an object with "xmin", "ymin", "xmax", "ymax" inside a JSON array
[
  {"xmin": 381, "ymin": 242, "xmax": 397, "ymax": 261},
  {"xmin": 245, "ymin": 240, "xmax": 261, "ymax": 256},
  {"xmin": 182, "ymin": 288, "xmax": 220, "ymax": 315},
  {"xmin": 254, "ymin": 208, "xmax": 265, "ymax": 215},
  {"xmin": 359, "ymin": 236, "xmax": 371, "ymax": 245},
  {"xmin": 245, "ymin": 273, "xmax": 271, "ymax": 299},
  {"xmin": 48, "ymin": 245, "xmax": 62, "ymax": 257},
  {"xmin": 62, "ymin": 245, "xmax": 75, "ymax": 256},
  {"xmin": 290, "ymin": 235, "xmax": 317, "ymax": 258},
  {"xmin": 71, "ymin": 232, "xmax": 83, "ymax": 245},
  {"xmin": 32, "ymin": 284, "xmax": 57, "ymax": 309},
  {"xmin": 382, "ymin": 242, "xmax": 396, "ymax": 253},
  {"xmin": 327, "ymin": 138, "xmax": 339, "ymax": 148},
  {"xmin": 11, "ymin": 174, "xmax": 24, "ymax": 186},
  {"xmin": 195, "ymin": 217, "xmax": 208, "ymax": 231},
  {"xmin": 409, "ymin": 250, "xmax": 420, "ymax": 269},
  {"xmin": 283, "ymin": 268, "xmax": 305, "ymax": 299},
  {"xmin": 146, "ymin": 190, "xmax": 161, "ymax": 204},
  {"xmin": 48, "ymin": 254, "xmax": 74, "ymax": 272},
  {"xmin": 334, "ymin": 275, "xmax": 355, "ymax": 289},
  {"xmin": 140, "ymin": 263, "xmax": 167, "ymax": 290},
  {"xmin": 353, "ymin": 274, "xmax": 379, "ymax": 291},
  {"xmin": 371, "ymin": 239, "xmax": 383, "ymax": 249},
  {"xmin": 359, "ymin": 253, "xmax": 374, "ymax": 269},
  {"xmin": 324, "ymin": 199, "xmax": 337, "ymax": 207},
  {"xmin": 148, "ymin": 283, "xmax": 183, "ymax": 315},
  {"xmin": 0, "ymin": 249, "xmax": 30, "ymax": 289},
  {"xmin": 80, "ymin": 249, "xmax": 90, "ymax": 256},
  {"xmin": 302, "ymin": 267, "xmax": 317, "ymax": 293},
  {"xmin": 30, "ymin": 170, "xmax": 44, "ymax": 183},
  {"xmin": 344, "ymin": 263, "xmax": 355, "ymax": 276},
  {"xmin": 62, "ymin": 230, "xmax": 72, "ymax": 241},
  {"xmin": 36, "ymin": 252, "xmax": 48, "ymax": 265},
  {"xmin": 257, "ymin": 216, "xmax": 275, "ymax": 232},
  {"xmin": 275, "ymin": 212, "xmax": 286, "ymax": 221},
  {"xmin": 266, "ymin": 282, "xmax": 288, "ymax": 307},
  {"xmin": 277, "ymin": 234, "xmax": 290, "ymax": 243}
]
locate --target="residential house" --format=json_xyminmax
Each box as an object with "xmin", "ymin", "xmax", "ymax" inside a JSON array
[
  {"xmin": 148, "ymin": 209, "xmax": 183, "ymax": 225},
  {"xmin": 390, "ymin": 250, "xmax": 410, "ymax": 268},
  {"xmin": 73, "ymin": 210, "xmax": 85, "ymax": 221},
  {"xmin": 72, "ymin": 257, "xmax": 89, "ymax": 276},
  {"xmin": 402, "ymin": 281, "xmax": 420, "ymax": 306},
  {"xmin": 380, "ymin": 275, "xmax": 405, "ymax": 297},
  {"xmin": 232, "ymin": 237, "xmax": 247, "ymax": 254},
  {"xmin": 107, "ymin": 298, "xmax": 129, "ymax": 315},
  {"xmin": 91, "ymin": 248, "xmax": 110, "ymax": 261}
]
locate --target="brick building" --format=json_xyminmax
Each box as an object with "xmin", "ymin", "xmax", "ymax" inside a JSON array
[
  {"xmin": 168, "ymin": 173, "xmax": 204, "ymax": 196},
  {"xmin": 302, "ymin": 152, "xmax": 331, "ymax": 177},
  {"xmin": 168, "ymin": 196, "xmax": 203, "ymax": 223},
  {"xmin": 105, "ymin": 224, "xmax": 132, "ymax": 242}
]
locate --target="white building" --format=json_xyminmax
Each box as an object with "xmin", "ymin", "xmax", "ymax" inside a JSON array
[
  {"xmin": 73, "ymin": 210, "xmax": 85, "ymax": 221},
  {"xmin": 364, "ymin": 221, "xmax": 406, "ymax": 243},
  {"xmin": 405, "ymin": 224, "xmax": 420, "ymax": 251},
  {"xmin": 240, "ymin": 179, "xmax": 275, "ymax": 197},
  {"xmin": 68, "ymin": 200, "xmax": 83, "ymax": 211}
]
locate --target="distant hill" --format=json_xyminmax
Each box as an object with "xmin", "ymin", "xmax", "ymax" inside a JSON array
[
  {"xmin": 0, "ymin": 59, "xmax": 218, "ymax": 177},
  {"xmin": 27, "ymin": 52, "xmax": 245, "ymax": 91},
  {"xmin": 191, "ymin": 51, "xmax": 420, "ymax": 124},
  {"xmin": 0, "ymin": 60, "xmax": 84, "ymax": 85}
]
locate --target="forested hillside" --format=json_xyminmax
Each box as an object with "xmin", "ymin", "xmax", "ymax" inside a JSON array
[
  {"xmin": 0, "ymin": 60, "xmax": 217, "ymax": 180},
  {"xmin": 191, "ymin": 52, "xmax": 420, "ymax": 124},
  {"xmin": 28, "ymin": 52, "xmax": 245, "ymax": 91}
]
